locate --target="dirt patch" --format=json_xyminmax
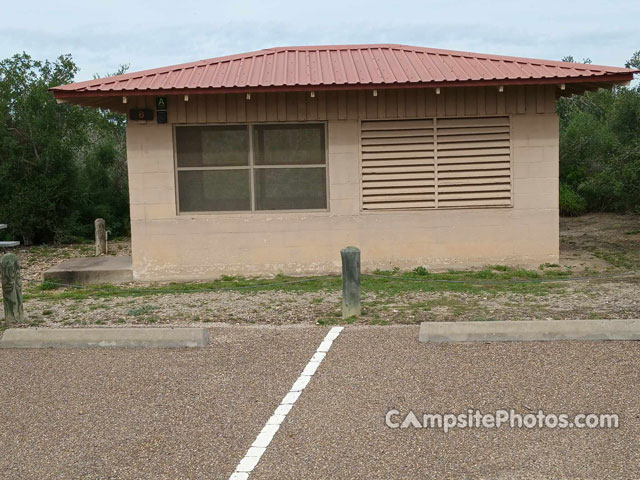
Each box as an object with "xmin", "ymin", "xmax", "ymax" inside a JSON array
[{"xmin": 560, "ymin": 213, "xmax": 640, "ymax": 272}]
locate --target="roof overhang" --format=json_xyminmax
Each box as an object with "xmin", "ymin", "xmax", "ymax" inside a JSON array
[
  {"xmin": 50, "ymin": 44, "xmax": 639, "ymax": 114},
  {"xmin": 52, "ymin": 72, "xmax": 635, "ymax": 101}
]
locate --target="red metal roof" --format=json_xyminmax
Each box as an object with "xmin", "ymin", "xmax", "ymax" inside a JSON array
[{"xmin": 52, "ymin": 44, "xmax": 637, "ymax": 98}]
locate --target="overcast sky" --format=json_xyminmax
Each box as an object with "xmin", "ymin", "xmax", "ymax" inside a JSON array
[{"xmin": 1, "ymin": 0, "xmax": 638, "ymax": 81}]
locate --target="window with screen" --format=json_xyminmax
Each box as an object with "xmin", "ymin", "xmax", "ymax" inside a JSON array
[{"xmin": 175, "ymin": 123, "xmax": 327, "ymax": 213}]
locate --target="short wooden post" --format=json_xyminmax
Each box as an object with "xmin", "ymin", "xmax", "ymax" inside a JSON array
[
  {"xmin": 1, "ymin": 253, "xmax": 23, "ymax": 324},
  {"xmin": 95, "ymin": 218, "xmax": 107, "ymax": 255},
  {"xmin": 341, "ymin": 246, "xmax": 361, "ymax": 319}
]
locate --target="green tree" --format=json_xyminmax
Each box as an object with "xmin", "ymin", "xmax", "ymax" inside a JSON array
[
  {"xmin": 75, "ymin": 65, "xmax": 130, "ymax": 239},
  {"xmin": 625, "ymin": 50, "xmax": 640, "ymax": 69},
  {"xmin": 562, "ymin": 56, "xmax": 592, "ymax": 64},
  {"xmin": 557, "ymin": 51, "xmax": 640, "ymax": 214},
  {"xmin": 0, "ymin": 53, "xmax": 83, "ymax": 244},
  {"xmin": 0, "ymin": 53, "xmax": 128, "ymax": 244}
]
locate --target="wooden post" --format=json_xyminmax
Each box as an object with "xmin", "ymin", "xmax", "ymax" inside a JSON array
[
  {"xmin": 1, "ymin": 253, "xmax": 23, "ymax": 325},
  {"xmin": 95, "ymin": 218, "xmax": 107, "ymax": 255},
  {"xmin": 341, "ymin": 246, "xmax": 361, "ymax": 319}
]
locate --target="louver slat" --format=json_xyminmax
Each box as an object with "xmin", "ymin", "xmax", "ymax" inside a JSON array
[
  {"xmin": 437, "ymin": 155, "xmax": 511, "ymax": 165},
  {"xmin": 438, "ymin": 163, "xmax": 510, "ymax": 171},
  {"xmin": 436, "ymin": 126, "xmax": 510, "ymax": 136},
  {"xmin": 437, "ymin": 198, "xmax": 512, "ymax": 207},
  {"xmin": 362, "ymin": 151, "xmax": 435, "ymax": 160},
  {"xmin": 360, "ymin": 116, "xmax": 512, "ymax": 210},
  {"xmin": 362, "ymin": 159, "xmax": 435, "ymax": 167},
  {"xmin": 438, "ymin": 176, "xmax": 509, "ymax": 185},
  {"xmin": 361, "ymin": 119, "xmax": 435, "ymax": 210},
  {"xmin": 361, "ymin": 129, "xmax": 433, "ymax": 139},
  {"xmin": 362, "ymin": 173, "xmax": 435, "ymax": 181},
  {"xmin": 361, "ymin": 136, "xmax": 434, "ymax": 146},
  {"xmin": 437, "ymin": 169, "xmax": 511, "ymax": 179},
  {"xmin": 439, "ymin": 183, "xmax": 510, "ymax": 193}
]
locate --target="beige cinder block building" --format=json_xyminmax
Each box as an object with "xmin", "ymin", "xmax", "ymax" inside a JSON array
[{"xmin": 53, "ymin": 44, "xmax": 636, "ymax": 281}]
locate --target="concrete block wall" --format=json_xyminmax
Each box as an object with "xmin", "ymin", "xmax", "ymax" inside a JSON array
[{"xmin": 126, "ymin": 87, "xmax": 559, "ymax": 281}]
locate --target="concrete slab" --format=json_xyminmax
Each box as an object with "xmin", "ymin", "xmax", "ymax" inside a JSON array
[
  {"xmin": 43, "ymin": 255, "xmax": 133, "ymax": 285},
  {"xmin": 0, "ymin": 327, "xmax": 210, "ymax": 348},
  {"xmin": 419, "ymin": 319, "xmax": 640, "ymax": 343}
]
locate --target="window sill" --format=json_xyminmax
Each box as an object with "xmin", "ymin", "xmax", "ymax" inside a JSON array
[{"xmin": 177, "ymin": 209, "xmax": 330, "ymax": 217}]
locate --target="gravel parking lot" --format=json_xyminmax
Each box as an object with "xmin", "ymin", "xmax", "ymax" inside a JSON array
[
  {"xmin": 256, "ymin": 326, "xmax": 640, "ymax": 479},
  {"xmin": 1, "ymin": 325, "xmax": 639, "ymax": 479},
  {"xmin": 0, "ymin": 325, "xmax": 325, "ymax": 480}
]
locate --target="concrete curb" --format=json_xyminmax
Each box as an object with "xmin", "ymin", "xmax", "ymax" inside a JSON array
[
  {"xmin": 419, "ymin": 319, "xmax": 640, "ymax": 343},
  {"xmin": 0, "ymin": 327, "xmax": 210, "ymax": 349}
]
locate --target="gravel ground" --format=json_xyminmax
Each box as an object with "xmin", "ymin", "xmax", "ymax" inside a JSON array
[
  {"xmin": 10, "ymin": 213, "xmax": 640, "ymax": 326},
  {"xmin": 20, "ymin": 278, "xmax": 640, "ymax": 327},
  {"xmin": 23, "ymin": 290, "xmax": 345, "ymax": 327},
  {"xmin": 255, "ymin": 326, "xmax": 640, "ymax": 479},
  {"xmin": 0, "ymin": 325, "xmax": 326, "ymax": 480}
]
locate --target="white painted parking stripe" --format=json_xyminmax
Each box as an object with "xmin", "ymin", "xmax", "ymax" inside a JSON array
[
  {"xmin": 280, "ymin": 390, "xmax": 301, "ymax": 405},
  {"xmin": 245, "ymin": 447, "xmax": 266, "ymax": 457},
  {"xmin": 266, "ymin": 413, "xmax": 286, "ymax": 425},
  {"xmin": 301, "ymin": 361, "xmax": 321, "ymax": 376},
  {"xmin": 229, "ymin": 472, "xmax": 249, "ymax": 480},
  {"xmin": 229, "ymin": 326, "xmax": 344, "ymax": 479},
  {"xmin": 316, "ymin": 340, "xmax": 334, "ymax": 352},
  {"xmin": 290, "ymin": 375, "xmax": 311, "ymax": 392},
  {"xmin": 310, "ymin": 352, "xmax": 326, "ymax": 362},
  {"xmin": 273, "ymin": 404, "xmax": 292, "ymax": 416}
]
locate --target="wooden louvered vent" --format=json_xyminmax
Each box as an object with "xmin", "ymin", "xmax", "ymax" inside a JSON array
[
  {"xmin": 361, "ymin": 116, "xmax": 512, "ymax": 210},
  {"xmin": 361, "ymin": 119, "xmax": 435, "ymax": 210}
]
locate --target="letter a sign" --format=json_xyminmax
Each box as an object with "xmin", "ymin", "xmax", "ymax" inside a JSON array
[
  {"xmin": 156, "ymin": 96, "xmax": 168, "ymax": 123},
  {"xmin": 156, "ymin": 96, "xmax": 167, "ymax": 110}
]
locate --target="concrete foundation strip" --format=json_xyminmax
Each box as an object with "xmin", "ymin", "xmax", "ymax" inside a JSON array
[
  {"xmin": 419, "ymin": 319, "xmax": 640, "ymax": 343},
  {"xmin": 0, "ymin": 327, "xmax": 210, "ymax": 348},
  {"xmin": 229, "ymin": 326, "xmax": 344, "ymax": 480}
]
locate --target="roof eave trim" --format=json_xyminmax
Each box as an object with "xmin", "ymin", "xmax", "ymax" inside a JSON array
[{"xmin": 51, "ymin": 72, "xmax": 636, "ymax": 99}]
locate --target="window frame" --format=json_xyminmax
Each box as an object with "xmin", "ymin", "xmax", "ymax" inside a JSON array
[{"xmin": 174, "ymin": 122, "xmax": 329, "ymax": 215}]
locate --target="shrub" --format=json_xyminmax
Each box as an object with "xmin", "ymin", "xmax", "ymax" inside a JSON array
[
  {"xmin": 412, "ymin": 266, "xmax": 429, "ymax": 276},
  {"xmin": 559, "ymin": 183, "xmax": 587, "ymax": 216},
  {"xmin": 38, "ymin": 280, "xmax": 59, "ymax": 290}
]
